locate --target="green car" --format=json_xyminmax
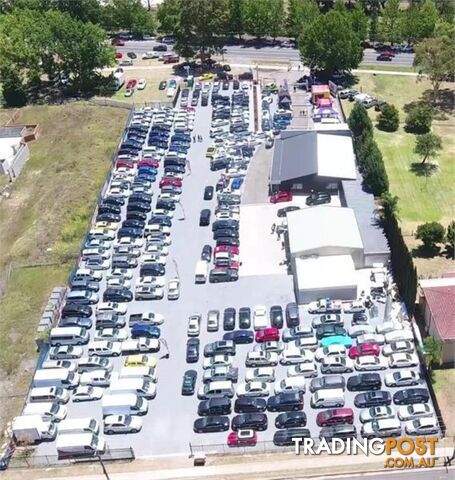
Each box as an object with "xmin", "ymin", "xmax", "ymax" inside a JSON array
[
  {"xmin": 182, "ymin": 370, "xmax": 197, "ymax": 396},
  {"xmin": 320, "ymin": 335, "xmax": 353, "ymax": 348}
]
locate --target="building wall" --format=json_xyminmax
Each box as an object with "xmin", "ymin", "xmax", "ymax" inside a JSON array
[
  {"xmin": 364, "ymin": 252, "xmax": 390, "ymax": 268},
  {"xmin": 295, "ymin": 283, "xmax": 357, "ymax": 304},
  {"xmin": 278, "ymin": 176, "xmax": 340, "ymax": 194},
  {"xmin": 8, "ymin": 143, "xmax": 30, "ymax": 181}
]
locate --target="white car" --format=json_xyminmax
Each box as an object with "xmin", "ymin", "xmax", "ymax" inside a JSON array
[
  {"xmin": 388, "ymin": 352, "xmax": 419, "ymax": 368},
  {"xmin": 49, "ymin": 345, "xmax": 83, "ymax": 360},
  {"xmin": 95, "ymin": 328, "xmax": 129, "ymax": 342},
  {"xmin": 142, "ymin": 253, "xmax": 167, "ymax": 265},
  {"xmin": 110, "ymin": 268, "xmax": 133, "ymax": 280},
  {"xmin": 203, "ymin": 354, "xmax": 233, "ymax": 369},
  {"xmin": 121, "ymin": 338, "xmax": 160, "ymax": 354},
  {"xmin": 356, "ymin": 333, "xmax": 385, "ymax": 346},
  {"xmin": 73, "ymin": 385, "xmax": 104, "ymax": 402},
  {"xmin": 124, "ymin": 89, "xmax": 134, "ymax": 97},
  {"xmin": 245, "ymin": 367, "xmax": 275, "ymax": 383},
  {"xmin": 287, "ymin": 362, "xmax": 318, "ymax": 378},
  {"xmin": 385, "ymin": 370, "xmax": 421, "ymax": 387},
  {"xmin": 80, "ymin": 370, "xmax": 111, "ymax": 387},
  {"xmin": 107, "ymin": 187, "xmax": 130, "ymax": 197},
  {"xmin": 104, "ymin": 414, "xmax": 142, "ymax": 434},
  {"xmin": 253, "ymin": 306, "xmax": 268, "ymax": 330},
  {"xmin": 253, "ymin": 341, "xmax": 284, "ymax": 353},
  {"xmin": 376, "ymin": 321, "xmax": 403, "ymax": 335},
  {"xmin": 398, "ymin": 403, "xmax": 434, "ymax": 421},
  {"xmin": 215, "ymin": 211, "xmax": 240, "ymax": 221},
  {"xmin": 84, "ymin": 258, "xmax": 110, "ymax": 270},
  {"xmin": 207, "ymin": 310, "xmax": 220, "ymax": 332},
  {"xmin": 137, "ymin": 79, "xmax": 147, "ymax": 90},
  {"xmin": 355, "ymin": 355, "xmax": 387, "ymax": 371},
  {"xmin": 245, "ymin": 351, "xmax": 279, "ymax": 368},
  {"xmin": 320, "ymin": 356, "xmax": 354, "ymax": 374},
  {"xmin": 136, "ymin": 276, "xmax": 166, "ymax": 288},
  {"xmin": 274, "ymin": 377, "xmax": 306, "ymax": 395},
  {"xmin": 315, "ymin": 345, "xmax": 346, "ymax": 361},
  {"xmin": 280, "ymin": 348, "xmax": 314, "ymax": 365},
  {"xmin": 187, "ymin": 314, "xmax": 201, "ymax": 336},
  {"xmin": 405, "ymin": 416, "xmax": 439, "ymax": 435},
  {"xmin": 382, "ymin": 340, "xmax": 415, "ymax": 357},
  {"xmin": 236, "ymin": 381, "xmax": 270, "ymax": 397},
  {"xmin": 349, "ymin": 325, "xmax": 375, "ymax": 338},
  {"xmin": 385, "ymin": 329, "xmax": 414, "ymax": 343},
  {"xmin": 167, "ymin": 277, "xmax": 180, "ymax": 300},
  {"xmin": 114, "ymin": 237, "xmax": 144, "ymax": 248},
  {"xmin": 359, "ymin": 406, "xmax": 396, "ymax": 423},
  {"xmin": 343, "ymin": 301, "xmax": 365, "ymax": 313},
  {"xmin": 145, "ymin": 244, "xmax": 169, "ymax": 256},
  {"xmin": 107, "ymin": 277, "xmax": 131, "ymax": 289},
  {"xmin": 97, "ymin": 302, "xmax": 128, "ymax": 315}
]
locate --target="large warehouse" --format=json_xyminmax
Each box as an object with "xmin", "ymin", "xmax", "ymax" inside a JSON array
[{"xmin": 286, "ymin": 206, "xmax": 364, "ymax": 303}]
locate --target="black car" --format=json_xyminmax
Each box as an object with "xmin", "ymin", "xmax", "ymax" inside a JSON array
[
  {"xmin": 117, "ymin": 227, "xmax": 143, "ymax": 239},
  {"xmin": 103, "ymin": 287, "xmax": 133, "ymax": 303},
  {"xmin": 156, "ymin": 199, "xmax": 176, "ymax": 211},
  {"xmin": 123, "ymin": 219, "xmax": 145, "ymax": 230},
  {"xmin": 204, "ymin": 186, "xmax": 214, "ymax": 200},
  {"xmin": 127, "ymin": 52, "xmax": 137, "ymax": 59},
  {"xmin": 193, "ymin": 416, "xmax": 230, "ymax": 433},
  {"xmin": 215, "ymin": 237, "xmax": 240, "ymax": 247},
  {"xmin": 231, "ymin": 413, "xmax": 268, "ymax": 431},
  {"xmin": 270, "ymin": 305, "xmax": 284, "ymax": 329},
  {"xmin": 305, "ymin": 192, "xmax": 331, "ymax": 206},
  {"xmin": 238, "ymin": 307, "xmax": 251, "ymax": 329},
  {"xmin": 153, "ymin": 44, "xmax": 168, "ymax": 51},
  {"xmin": 267, "ymin": 392, "xmax": 304, "ymax": 412},
  {"xmin": 275, "ymin": 412, "xmax": 307, "ymax": 429},
  {"xmin": 285, "ymin": 302, "xmax": 300, "ymax": 328},
  {"xmin": 223, "ymin": 330, "xmax": 254, "ymax": 344},
  {"xmin": 149, "ymin": 217, "xmax": 172, "ymax": 227},
  {"xmin": 98, "ymin": 204, "xmax": 121, "ymax": 215},
  {"xmin": 212, "ymin": 220, "xmax": 239, "ymax": 232},
  {"xmin": 377, "ymin": 53, "xmax": 393, "ymax": 61},
  {"xmin": 139, "ymin": 264, "xmax": 165, "ymax": 277},
  {"xmin": 125, "ymin": 209, "xmax": 147, "ymax": 220},
  {"xmin": 164, "ymin": 165, "xmax": 185, "ymax": 175},
  {"xmin": 352, "ymin": 312, "xmax": 369, "ymax": 325},
  {"xmin": 316, "ymin": 325, "xmax": 347, "ymax": 340},
  {"xmin": 181, "ymin": 369, "xmax": 197, "ymax": 396},
  {"xmin": 273, "ymin": 428, "xmax": 311, "ymax": 446},
  {"xmin": 102, "ymin": 196, "xmax": 125, "ymax": 207},
  {"xmin": 393, "ymin": 388, "xmax": 429, "ymax": 406},
  {"xmin": 213, "ymin": 229, "xmax": 239, "ymax": 240},
  {"xmin": 61, "ymin": 303, "xmax": 92, "ymax": 319},
  {"xmin": 199, "ymin": 209, "xmax": 211, "ymax": 227},
  {"xmin": 320, "ymin": 425, "xmax": 357, "ymax": 440},
  {"xmin": 127, "ymin": 202, "xmax": 151, "ymax": 213},
  {"xmin": 159, "ymin": 80, "xmax": 167, "ymax": 90},
  {"xmin": 233, "ymin": 79, "xmax": 239, "ymax": 90},
  {"xmin": 97, "ymin": 212, "xmax": 121, "ymax": 223},
  {"xmin": 354, "ymin": 391, "xmax": 392, "ymax": 408},
  {"xmin": 223, "ymin": 308, "xmax": 236, "ymax": 331},
  {"xmin": 347, "ymin": 373, "xmax": 382, "ymax": 392},
  {"xmin": 201, "ymin": 244, "xmax": 212, "ymax": 262},
  {"xmin": 234, "ymin": 397, "xmax": 267, "ymax": 413},
  {"xmin": 186, "ymin": 338, "xmax": 200, "ymax": 363},
  {"xmin": 198, "ymin": 397, "xmax": 231, "ymax": 416}
]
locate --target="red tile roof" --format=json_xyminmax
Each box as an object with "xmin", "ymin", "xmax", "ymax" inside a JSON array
[{"xmin": 422, "ymin": 285, "xmax": 455, "ymax": 340}]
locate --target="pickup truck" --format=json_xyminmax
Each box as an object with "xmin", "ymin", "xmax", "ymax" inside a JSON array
[
  {"xmin": 129, "ymin": 313, "xmax": 164, "ymax": 326},
  {"xmin": 121, "ymin": 338, "xmax": 160, "ymax": 354},
  {"xmin": 307, "ymin": 299, "xmax": 342, "ymax": 314}
]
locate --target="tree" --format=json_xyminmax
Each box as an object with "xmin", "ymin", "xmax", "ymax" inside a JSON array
[
  {"xmin": 362, "ymin": 140, "xmax": 389, "ymax": 195},
  {"xmin": 414, "ymin": 36, "xmax": 455, "ymax": 103},
  {"xmin": 416, "ymin": 222, "xmax": 445, "ymax": 249},
  {"xmin": 351, "ymin": 2, "xmax": 368, "ymax": 42},
  {"xmin": 156, "ymin": 0, "xmax": 181, "ymax": 35},
  {"xmin": 103, "ymin": 0, "xmax": 157, "ymax": 35},
  {"xmin": 380, "ymin": 192, "xmax": 400, "ymax": 220},
  {"xmin": 446, "ymin": 220, "xmax": 455, "ymax": 253},
  {"xmin": 423, "ymin": 336, "xmax": 443, "ymax": 371},
  {"xmin": 405, "ymin": 104, "xmax": 434, "ymax": 134},
  {"xmin": 377, "ymin": 104, "xmax": 399, "ymax": 132},
  {"xmin": 299, "ymin": 10, "xmax": 363, "ymax": 74},
  {"xmin": 369, "ymin": 11, "xmax": 379, "ymax": 42},
  {"xmin": 436, "ymin": 0, "xmax": 455, "ymax": 22},
  {"xmin": 286, "ymin": 0, "xmax": 320, "ymax": 41},
  {"xmin": 417, "ymin": 0, "xmax": 439, "ymax": 40},
  {"xmin": 348, "ymin": 102, "xmax": 373, "ymax": 138},
  {"xmin": 414, "ymin": 133, "xmax": 442, "ymax": 165},
  {"xmin": 268, "ymin": 0, "xmax": 284, "ymax": 41},
  {"xmin": 243, "ymin": 0, "xmax": 273, "ymax": 39},
  {"xmin": 380, "ymin": 0, "xmax": 403, "ymax": 44},
  {"xmin": 227, "ymin": 0, "xmax": 245, "ymax": 39},
  {"xmin": 401, "ymin": 2, "xmax": 421, "ymax": 44}
]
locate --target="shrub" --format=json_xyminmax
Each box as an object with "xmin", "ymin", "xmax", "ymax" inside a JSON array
[
  {"xmin": 377, "ymin": 104, "xmax": 399, "ymax": 132},
  {"xmin": 405, "ymin": 103, "xmax": 434, "ymax": 133},
  {"xmin": 415, "ymin": 222, "xmax": 445, "ymax": 249},
  {"xmin": 348, "ymin": 102, "xmax": 373, "ymax": 138}
]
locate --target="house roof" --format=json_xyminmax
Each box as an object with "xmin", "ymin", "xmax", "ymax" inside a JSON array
[
  {"xmin": 421, "ymin": 278, "xmax": 455, "ymax": 341},
  {"xmin": 0, "ymin": 126, "xmax": 25, "ymax": 138}
]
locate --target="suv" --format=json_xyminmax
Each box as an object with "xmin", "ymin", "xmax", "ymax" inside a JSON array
[
  {"xmin": 234, "ymin": 397, "xmax": 267, "ymax": 413},
  {"xmin": 231, "ymin": 413, "xmax": 268, "ymax": 431},
  {"xmin": 320, "ymin": 425, "xmax": 357, "ymax": 440},
  {"xmin": 198, "ymin": 397, "xmax": 231, "ymax": 416},
  {"xmin": 285, "ymin": 303, "xmax": 300, "ymax": 328},
  {"xmin": 204, "ymin": 340, "xmax": 236, "ymax": 357},
  {"xmin": 273, "ymin": 428, "xmax": 310, "ymax": 446},
  {"xmin": 316, "ymin": 408, "xmax": 354, "ymax": 427},
  {"xmin": 267, "ymin": 392, "xmax": 304, "ymax": 412},
  {"xmin": 275, "ymin": 411, "xmax": 307, "ymax": 429},
  {"xmin": 347, "ymin": 373, "xmax": 382, "ymax": 392}
]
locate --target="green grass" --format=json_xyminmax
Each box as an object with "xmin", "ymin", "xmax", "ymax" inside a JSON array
[
  {"xmin": 355, "ymin": 65, "xmax": 418, "ymax": 73},
  {"xmin": 432, "ymin": 369, "xmax": 455, "ymax": 436}
]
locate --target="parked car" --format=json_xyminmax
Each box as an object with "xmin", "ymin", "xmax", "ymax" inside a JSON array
[{"xmin": 181, "ymin": 370, "xmax": 197, "ymax": 395}]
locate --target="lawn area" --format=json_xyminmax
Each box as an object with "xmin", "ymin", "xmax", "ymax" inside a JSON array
[
  {"xmin": 341, "ymin": 73, "xmax": 455, "ymax": 276},
  {"xmin": 355, "ymin": 65, "xmax": 418, "ymax": 73},
  {"xmin": 432, "ymin": 369, "xmax": 455, "ymax": 437},
  {"xmin": 0, "ymin": 102, "xmax": 128, "ymax": 442}
]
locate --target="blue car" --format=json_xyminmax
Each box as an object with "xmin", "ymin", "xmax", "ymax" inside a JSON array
[
  {"xmin": 223, "ymin": 330, "xmax": 254, "ymax": 345},
  {"xmin": 169, "ymin": 79, "xmax": 177, "ymax": 88},
  {"xmin": 131, "ymin": 324, "xmax": 161, "ymax": 339},
  {"xmin": 138, "ymin": 166, "xmax": 158, "ymax": 176},
  {"xmin": 135, "ymin": 174, "xmax": 156, "ymax": 183},
  {"xmin": 320, "ymin": 335, "xmax": 353, "ymax": 348},
  {"xmin": 169, "ymin": 144, "xmax": 189, "ymax": 154},
  {"xmin": 231, "ymin": 177, "xmax": 244, "ymax": 190}
]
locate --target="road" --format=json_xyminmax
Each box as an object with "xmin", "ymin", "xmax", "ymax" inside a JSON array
[
  {"xmin": 117, "ymin": 41, "xmax": 415, "ymax": 68},
  {"xmin": 307, "ymin": 468, "xmax": 454, "ymax": 480}
]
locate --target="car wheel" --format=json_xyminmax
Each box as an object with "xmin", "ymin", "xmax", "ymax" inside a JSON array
[
  {"xmin": 131, "ymin": 429, "xmax": 139, "ymax": 433},
  {"xmin": 107, "ymin": 430, "xmax": 114, "ymax": 434},
  {"xmin": 113, "ymin": 353, "xmax": 120, "ymax": 357}
]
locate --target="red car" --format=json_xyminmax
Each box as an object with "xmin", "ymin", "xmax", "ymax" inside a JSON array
[
  {"xmin": 111, "ymin": 38, "xmax": 125, "ymax": 46},
  {"xmin": 126, "ymin": 79, "xmax": 137, "ymax": 89},
  {"xmin": 348, "ymin": 343, "xmax": 380, "ymax": 359},
  {"xmin": 214, "ymin": 245, "xmax": 239, "ymax": 256},
  {"xmin": 159, "ymin": 177, "xmax": 183, "ymax": 188},
  {"xmin": 316, "ymin": 408, "xmax": 354, "ymax": 427},
  {"xmin": 115, "ymin": 52, "xmax": 123, "ymax": 59},
  {"xmin": 270, "ymin": 191, "xmax": 293, "ymax": 204},
  {"xmin": 186, "ymin": 107, "xmax": 196, "ymax": 112},
  {"xmin": 215, "ymin": 259, "xmax": 240, "ymax": 270},
  {"xmin": 116, "ymin": 160, "xmax": 135, "ymax": 169},
  {"xmin": 227, "ymin": 429, "xmax": 257, "ymax": 447},
  {"xmin": 381, "ymin": 50, "xmax": 395, "ymax": 57},
  {"xmin": 255, "ymin": 327, "xmax": 280, "ymax": 343},
  {"xmin": 139, "ymin": 160, "xmax": 159, "ymax": 169}
]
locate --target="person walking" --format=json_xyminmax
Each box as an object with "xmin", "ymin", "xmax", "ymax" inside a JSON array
[
  {"xmin": 193, "ymin": 135, "xmax": 196, "ymax": 143},
  {"xmin": 271, "ymin": 223, "xmax": 276, "ymax": 234}
]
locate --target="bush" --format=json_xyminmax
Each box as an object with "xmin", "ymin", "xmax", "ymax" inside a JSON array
[
  {"xmin": 2, "ymin": 73, "xmax": 27, "ymax": 107},
  {"xmin": 446, "ymin": 220, "xmax": 455, "ymax": 252},
  {"xmin": 405, "ymin": 104, "xmax": 434, "ymax": 134},
  {"xmin": 348, "ymin": 102, "xmax": 373, "ymax": 138},
  {"xmin": 377, "ymin": 104, "xmax": 399, "ymax": 132},
  {"xmin": 362, "ymin": 142, "xmax": 389, "ymax": 196},
  {"xmin": 415, "ymin": 222, "xmax": 445, "ymax": 249}
]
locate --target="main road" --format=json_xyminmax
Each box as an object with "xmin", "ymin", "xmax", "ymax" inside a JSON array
[{"xmin": 117, "ymin": 40, "xmax": 415, "ymax": 67}]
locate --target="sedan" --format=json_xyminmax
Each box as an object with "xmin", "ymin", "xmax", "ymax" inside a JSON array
[
  {"xmin": 223, "ymin": 330, "xmax": 254, "ymax": 344},
  {"xmin": 73, "ymin": 386, "xmax": 103, "ymax": 402},
  {"xmin": 104, "ymin": 414, "xmax": 142, "ymax": 434},
  {"xmin": 320, "ymin": 356, "xmax": 354, "ymax": 374},
  {"xmin": 382, "ymin": 340, "xmax": 415, "ymax": 357},
  {"xmin": 406, "ymin": 416, "xmax": 440, "ymax": 436},
  {"xmin": 95, "ymin": 328, "xmax": 129, "ymax": 342},
  {"xmin": 167, "ymin": 277, "xmax": 180, "ymax": 300},
  {"xmin": 354, "ymin": 391, "xmax": 392, "ymax": 408},
  {"xmin": 245, "ymin": 367, "xmax": 275, "ymax": 383},
  {"xmin": 348, "ymin": 343, "xmax": 380, "ymax": 359},
  {"xmin": 187, "ymin": 314, "xmax": 201, "ymax": 336},
  {"xmin": 186, "ymin": 338, "xmax": 200, "ymax": 363},
  {"xmin": 193, "ymin": 416, "xmax": 230, "ymax": 433},
  {"xmin": 203, "ymin": 354, "xmax": 233, "ymax": 369},
  {"xmin": 103, "ymin": 287, "xmax": 133, "ymax": 303},
  {"xmin": 359, "ymin": 406, "xmax": 396, "ymax": 423},
  {"xmin": 315, "ymin": 345, "xmax": 347, "ymax": 361},
  {"xmin": 236, "ymin": 382, "xmax": 270, "ymax": 397},
  {"xmin": 223, "ymin": 308, "xmax": 236, "ymax": 331},
  {"xmin": 393, "ymin": 388, "xmax": 429, "ymax": 406},
  {"xmin": 182, "ymin": 369, "xmax": 197, "ymax": 395},
  {"xmin": 238, "ymin": 307, "xmax": 251, "ymax": 329},
  {"xmin": 398, "ymin": 403, "xmax": 434, "ymax": 421},
  {"xmin": 281, "ymin": 348, "xmax": 314, "ymax": 366},
  {"xmin": 270, "ymin": 305, "xmax": 284, "ymax": 329},
  {"xmin": 354, "ymin": 355, "xmax": 387, "ymax": 371},
  {"xmin": 385, "ymin": 370, "xmax": 421, "ymax": 388},
  {"xmin": 50, "ymin": 346, "xmax": 83, "ymax": 359},
  {"xmin": 388, "ymin": 352, "xmax": 419, "ymax": 368},
  {"xmin": 287, "ymin": 362, "xmax": 317, "ymax": 378}
]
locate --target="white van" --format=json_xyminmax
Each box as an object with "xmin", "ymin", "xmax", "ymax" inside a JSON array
[
  {"xmin": 195, "ymin": 260, "xmax": 208, "ymax": 284},
  {"xmin": 88, "ymin": 340, "xmax": 122, "ymax": 357},
  {"xmin": 110, "ymin": 377, "xmax": 156, "ymax": 399},
  {"xmin": 119, "ymin": 366, "xmax": 157, "ymax": 383},
  {"xmin": 56, "ymin": 432, "xmax": 106, "ymax": 457},
  {"xmin": 30, "ymin": 387, "xmax": 70, "ymax": 404},
  {"xmin": 197, "ymin": 381, "xmax": 234, "ymax": 400},
  {"xmin": 310, "ymin": 388, "xmax": 345, "ymax": 408},
  {"xmin": 102, "ymin": 393, "xmax": 148, "ymax": 416},
  {"xmin": 23, "ymin": 402, "xmax": 67, "ymax": 422},
  {"xmin": 33, "ymin": 369, "xmax": 79, "ymax": 389},
  {"xmin": 49, "ymin": 327, "xmax": 89, "ymax": 346},
  {"xmin": 58, "ymin": 418, "xmax": 99, "ymax": 436}
]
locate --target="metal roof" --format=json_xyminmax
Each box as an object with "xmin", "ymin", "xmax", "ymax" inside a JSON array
[{"xmin": 0, "ymin": 126, "xmax": 25, "ymax": 138}]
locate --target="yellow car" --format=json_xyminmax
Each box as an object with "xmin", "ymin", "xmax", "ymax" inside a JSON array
[
  {"xmin": 94, "ymin": 221, "xmax": 118, "ymax": 231},
  {"xmin": 206, "ymin": 146, "xmax": 217, "ymax": 157},
  {"xmin": 199, "ymin": 73, "xmax": 214, "ymax": 81},
  {"xmin": 124, "ymin": 354, "xmax": 158, "ymax": 368}
]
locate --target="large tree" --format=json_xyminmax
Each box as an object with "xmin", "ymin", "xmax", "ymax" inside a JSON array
[
  {"xmin": 227, "ymin": 0, "xmax": 245, "ymax": 39},
  {"xmin": 417, "ymin": 0, "xmax": 439, "ymax": 40},
  {"xmin": 299, "ymin": 9, "xmax": 363, "ymax": 74},
  {"xmin": 243, "ymin": 0, "xmax": 272, "ymax": 39},
  {"xmin": 103, "ymin": 0, "xmax": 156, "ymax": 35},
  {"xmin": 414, "ymin": 35, "xmax": 455, "ymax": 103},
  {"xmin": 351, "ymin": 2, "xmax": 369, "ymax": 42},
  {"xmin": 380, "ymin": 0, "xmax": 403, "ymax": 44},
  {"xmin": 286, "ymin": 0, "xmax": 320, "ymax": 41},
  {"xmin": 156, "ymin": 0, "xmax": 181, "ymax": 35},
  {"xmin": 268, "ymin": 0, "xmax": 284, "ymax": 41}
]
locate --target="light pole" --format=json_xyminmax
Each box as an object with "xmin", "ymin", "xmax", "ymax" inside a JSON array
[{"xmin": 97, "ymin": 455, "xmax": 111, "ymax": 480}]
